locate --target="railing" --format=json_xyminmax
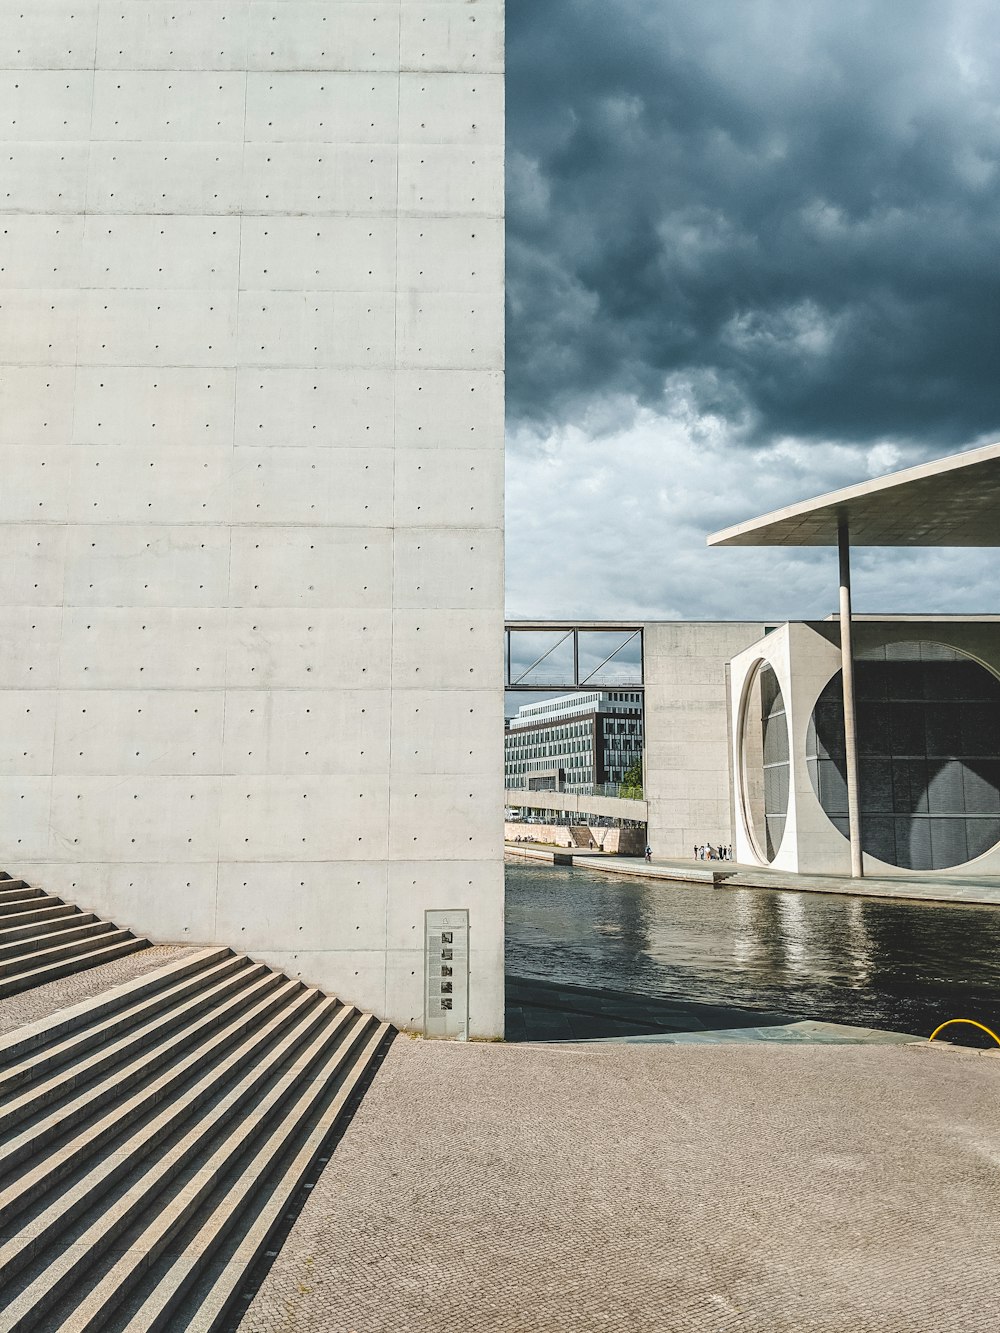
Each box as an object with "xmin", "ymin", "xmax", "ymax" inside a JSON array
[
  {"xmin": 505, "ymin": 781, "xmax": 644, "ymax": 801},
  {"xmin": 505, "ymin": 811, "xmax": 644, "ymax": 829}
]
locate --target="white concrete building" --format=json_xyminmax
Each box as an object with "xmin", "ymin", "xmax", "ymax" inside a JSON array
[
  {"xmin": 642, "ymin": 621, "xmax": 771, "ymax": 857},
  {"xmin": 503, "ymin": 621, "xmax": 775, "ymax": 854},
  {"xmin": 711, "ymin": 442, "xmax": 1000, "ymax": 880},
  {"xmin": 729, "ymin": 617, "xmax": 1000, "ymax": 877},
  {"xmin": 508, "ymin": 586, "xmax": 1000, "ymax": 881},
  {"xmin": 0, "ymin": 2, "xmax": 506, "ymax": 1036}
]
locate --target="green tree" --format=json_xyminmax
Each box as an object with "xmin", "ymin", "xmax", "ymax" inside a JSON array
[{"xmin": 619, "ymin": 760, "xmax": 643, "ymax": 799}]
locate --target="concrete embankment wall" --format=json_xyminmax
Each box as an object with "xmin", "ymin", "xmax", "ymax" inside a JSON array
[{"xmin": 505, "ymin": 825, "xmax": 645, "ymax": 855}]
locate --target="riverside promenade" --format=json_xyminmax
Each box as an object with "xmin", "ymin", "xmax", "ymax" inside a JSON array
[
  {"xmin": 504, "ymin": 842, "xmax": 1000, "ymax": 907},
  {"xmin": 243, "ymin": 1037, "xmax": 1000, "ymax": 1333}
]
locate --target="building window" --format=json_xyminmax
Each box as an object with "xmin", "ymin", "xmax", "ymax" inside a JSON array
[
  {"xmin": 740, "ymin": 662, "xmax": 789, "ymax": 863},
  {"xmin": 807, "ymin": 641, "xmax": 1000, "ymax": 871}
]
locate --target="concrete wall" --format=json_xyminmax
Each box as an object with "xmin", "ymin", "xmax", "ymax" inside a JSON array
[
  {"xmin": 643, "ymin": 622, "xmax": 768, "ymax": 858},
  {"xmin": 0, "ymin": 1, "xmax": 505, "ymax": 1035},
  {"xmin": 728, "ymin": 622, "xmax": 829, "ymax": 872},
  {"xmin": 504, "ymin": 824, "xmax": 644, "ymax": 855}
]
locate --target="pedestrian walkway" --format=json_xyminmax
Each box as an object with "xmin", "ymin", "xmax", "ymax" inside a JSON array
[
  {"xmin": 505, "ymin": 842, "xmax": 1000, "ymax": 906},
  {"xmin": 241, "ymin": 1038, "xmax": 1000, "ymax": 1333}
]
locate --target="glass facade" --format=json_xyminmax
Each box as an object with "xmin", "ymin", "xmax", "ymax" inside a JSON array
[
  {"xmin": 761, "ymin": 667, "xmax": 790, "ymax": 860},
  {"xmin": 807, "ymin": 641, "xmax": 1000, "ymax": 871},
  {"xmin": 742, "ymin": 663, "xmax": 789, "ymax": 862}
]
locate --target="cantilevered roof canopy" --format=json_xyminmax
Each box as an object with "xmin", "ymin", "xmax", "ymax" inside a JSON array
[{"xmin": 707, "ymin": 442, "xmax": 1000, "ymax": 548}]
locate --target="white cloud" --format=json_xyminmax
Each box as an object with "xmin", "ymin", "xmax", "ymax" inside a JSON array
[{"xmin": 505, "ymin": 407, "xmax": 998, "ymax": 621}]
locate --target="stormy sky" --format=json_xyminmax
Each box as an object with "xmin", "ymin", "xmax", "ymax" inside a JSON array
[{"xmin": 504, "ymin": 0, "xmax": 1000, "ymax": 621}]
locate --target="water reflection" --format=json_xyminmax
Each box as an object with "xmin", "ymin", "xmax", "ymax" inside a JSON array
[
  {"xmin": 505, "ymin": 859, "xmax": 1000, "ymax": 1043},
  {"xmin": 844, "ymin": 899, "xmax": 872, "ymax": 989}
]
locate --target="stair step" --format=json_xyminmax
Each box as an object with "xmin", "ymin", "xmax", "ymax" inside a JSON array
[
  {"xmin": 0, "ymin": 894, "xmax": 65, "ymax": 921},
  {"xmin": 0, "ymin": 990, "xmax": 339, "ymax": 1329},
  {"xmin": 166, "ymin": 1019, "xmax": 390, "ymax": 1333},
  {"xmin": 0, "ymin": 947, "xmax": 231, "ymax": 1067},
  {"xmin": 0, "ymin": 903, "xmax": 80, "ymax": 936},
  {"xmin": 0, "ymin": 914, "xmax": 97, "ymax": 955},
  {"xmin": 64, "ymin": 1008, "xmax": 373, "ymax": 1332},
  {"xmin": 0, "ymin": 922, "xmax": 111, "ymax": 965},
  {"xmin": 0, "ymin": 969, "xmax": 295, "ymax": 1216},
  {"xmin": 0, "ymin": 936, "xmax": 149, "ymax": 1001},
  {"xmin": 0, "ymin": 925, "xmax": 121, "ymax": 977},
  {"xmin": 0, "ymin": 959, "xmax": 273, "ymax": 1145},
  {"xmin": 0, "ymin": 888, "xmax": 51, "ymax": 910},
  {"xmin": 0, "ymin": 951, "xmax": 245, "ymax": 1101},
  {"xmin": 0, "ymin": 867, "xmax": 393, "ymax": 1331},
  {"xmin": 0, "ymin": 980, "xmax": 313, "ymax": 1293}
]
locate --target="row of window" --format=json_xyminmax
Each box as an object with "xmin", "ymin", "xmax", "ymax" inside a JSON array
[
  {"xmin": 508, "ymin": 720, "xmax": 593, "ymax": 742},
  {"xmin": 507, "ymin": 722, "xmax": 639, "ymax": 747},
  {"xmin": 507, "ymin": 741, "xmax": 593, "ymax": 761},
  {"xmin": 507, "ymin": 760, "xmax": 593, "ymax": 774}
]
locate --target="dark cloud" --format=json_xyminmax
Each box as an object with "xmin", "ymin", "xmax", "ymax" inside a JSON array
[{"xmin": 506, "ymin": 0, "xmax": 1000, "ymax": 447}]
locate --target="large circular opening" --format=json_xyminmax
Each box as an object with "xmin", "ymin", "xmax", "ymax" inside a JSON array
[
  {"xmin": 807, "ymin": 641, "xmax": 1000, "ymax": 870},
  {"xmin": 740, "ymin": 662, "xmax": 790, "ymax": 863}
]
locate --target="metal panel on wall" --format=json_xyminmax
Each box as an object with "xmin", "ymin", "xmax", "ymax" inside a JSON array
[{"xmin": 424, "ymin": 909, "xmax": 469, "ymax": 1041}]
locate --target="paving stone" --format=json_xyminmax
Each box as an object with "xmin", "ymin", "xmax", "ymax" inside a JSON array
[{"xmin": 243, "ymin": 1038, "xmax": 1000, "ymax": 1333}]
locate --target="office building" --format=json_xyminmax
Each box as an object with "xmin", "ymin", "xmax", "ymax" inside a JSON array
[{"xmin": 505, "ymin": 690, "xmax": 643, "ymax": 792}]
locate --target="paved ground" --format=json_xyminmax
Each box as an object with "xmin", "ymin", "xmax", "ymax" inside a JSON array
[
  {"xmin": 243, "ymin": 1039, "xmax": 1000, "ymax": 1333},
  {"xmin": 0, "ymin": 944, "xmax": 198, "ymax": 1039}
]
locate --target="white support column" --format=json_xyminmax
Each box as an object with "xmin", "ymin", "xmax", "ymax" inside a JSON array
[{"xmin": 838, "ymin": 521, "xmax": 864, "ymax": 877}]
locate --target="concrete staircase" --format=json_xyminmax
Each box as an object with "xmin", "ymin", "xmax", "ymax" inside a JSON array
[
  {"xmin": 0, "ymin": 889, "xmax": 392, "ymax": 1331},
  {"xmin": 0, "ymin": 871, "xmax": 149, "ymax": 998}
]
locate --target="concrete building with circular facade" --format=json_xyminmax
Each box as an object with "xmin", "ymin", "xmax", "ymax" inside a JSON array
[
  {"xmin": 729, "ymin": 616, "xmax": 1000, "ymax": 876},
  {"xmin": 712, "ymin": 442, "xmax": 1000, "ymax": 879}
]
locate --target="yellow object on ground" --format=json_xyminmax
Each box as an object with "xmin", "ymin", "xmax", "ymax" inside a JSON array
[{"xmin": 928, "ymin": 1019, "xmax": 1000, "ymax": 1047}]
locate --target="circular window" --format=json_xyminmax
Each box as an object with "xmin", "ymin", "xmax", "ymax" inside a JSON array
[
  {"xmin": 740, "ymin": 662, "xmax": 789, "ymax": 863},
  {"xmin": 807, "ymin": 641, "xmax": 1000, "ymax": 870}
]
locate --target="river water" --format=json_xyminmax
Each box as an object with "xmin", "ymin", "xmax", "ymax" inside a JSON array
[{"xmin": 505, "ymin": 858, "xmax": 1000, "ymax": 1043}]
